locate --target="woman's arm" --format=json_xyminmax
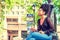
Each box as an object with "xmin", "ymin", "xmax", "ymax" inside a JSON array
[
  {"xmin": 47, "ymin": 17, "xmax": 55, "ymax": 32},
  {"xmin": 37, "ymin": 19, "xmax": 41, "ymax": 31},
  {"xmin": 30, "ymin": 27, "xmax": 37, "ymax": 32},
  {"xmin": 45, "ymin": 17, "xmax": 55, "ymax": 35}
]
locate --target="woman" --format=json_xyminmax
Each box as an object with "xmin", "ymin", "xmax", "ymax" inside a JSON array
[{"xmin": 26, "ymin": 4, "xmax": 55, "ymax": 40}]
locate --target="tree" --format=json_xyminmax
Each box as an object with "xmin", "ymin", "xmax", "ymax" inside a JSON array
[{"xmin": 0, "ymin": 0, "xmax": 60, "ymax": 29}]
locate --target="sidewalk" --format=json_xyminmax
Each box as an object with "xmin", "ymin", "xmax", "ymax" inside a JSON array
[{"xmin": 57, "ymin": 25, "xmax": 60, "ymax": 40}]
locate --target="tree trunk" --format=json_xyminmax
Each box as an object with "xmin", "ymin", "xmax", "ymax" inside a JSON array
[{"xmin": 54, "ymin": 12, "xmax": 57, "ymax": 32}]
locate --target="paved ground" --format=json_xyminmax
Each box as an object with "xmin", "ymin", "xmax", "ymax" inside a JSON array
[{"xmin": 57, "ymin": 25, "xmax": 60, "ymax": 40}]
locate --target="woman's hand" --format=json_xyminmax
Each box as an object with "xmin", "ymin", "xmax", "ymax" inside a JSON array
[
  {"xmin": 39, "ymin": 31, "xmax": 45, "ymax": 34},
  {"xmin": 30, "ymin": 27, "xmax": 36, "ymax": 32}
]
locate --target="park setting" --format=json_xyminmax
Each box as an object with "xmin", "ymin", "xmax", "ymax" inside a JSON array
[{"xmin": 0, "ymin": 0, "xmax": 60, "ymax": 40}]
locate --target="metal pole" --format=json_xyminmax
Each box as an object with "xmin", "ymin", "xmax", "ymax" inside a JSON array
[
  {"xmin": 34, "ymin": 7, "xmax": 35, "ymax": 27},
  {"xmin": 32, "ymin": 4, "xmax": 35, "ymax": 27},
  {"xmin": 54, "ymin": 12, "xmax": 57, "ymax": 32}
]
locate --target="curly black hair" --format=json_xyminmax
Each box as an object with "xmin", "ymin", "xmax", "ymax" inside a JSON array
[{"xmin": 40, "ymin": 4, "xmax": 54, "ymax": 15}]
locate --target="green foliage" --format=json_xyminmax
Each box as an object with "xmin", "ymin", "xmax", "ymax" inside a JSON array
[
  {"xmin": 0, "ymin": 0, "xmax": 60, "ymax": 26},
  {"xmin": 58, "ymin": 17, "xmax": 60, "ymax": 22},
  {"xmin": 0, "ymin": 21, "xmax": 4, "ymax": 33},
  {"xmin": 52, "ymin": 0, "xmax": 60, "ymax": 24}
]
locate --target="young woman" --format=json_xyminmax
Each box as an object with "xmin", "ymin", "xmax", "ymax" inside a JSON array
[{"xmin": 26, "ymin": 4, "xmax": 55, "ymax": 40}]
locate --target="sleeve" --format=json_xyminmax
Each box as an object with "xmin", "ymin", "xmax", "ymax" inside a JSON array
[
  {"xmin": 37, "ymin": 19, "xmax": 41, "ymax": 32},
  {"xmin": 45, "ymin": 17, "xmax": 55, "ymax": 35}
]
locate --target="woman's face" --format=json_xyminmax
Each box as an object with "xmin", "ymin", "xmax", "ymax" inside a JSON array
[{"xmin": 38, "ymin": 8, "xmax": 45, "ymax": 16}]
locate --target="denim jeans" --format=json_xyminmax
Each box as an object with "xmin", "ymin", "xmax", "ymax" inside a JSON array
[{"xmin": 26, "ymin": 32, "xmax": 52, "ymax": 40}]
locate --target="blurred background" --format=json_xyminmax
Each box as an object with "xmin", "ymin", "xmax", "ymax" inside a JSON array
[{"xmin": 0, "ymin": 0, "xmax": 60, "ymax": 40}]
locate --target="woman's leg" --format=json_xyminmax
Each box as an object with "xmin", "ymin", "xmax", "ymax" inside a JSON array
[
  {"xmin": 29, "ymin": 38, "xmax": 35, "ymax": 40},
  {"xmin": 32, "ymin": 32, "xmax": 49, "ymax": 40},
  {"xmin": 48, "ymin": 34, "xmax": 52, "ymax": 40},
  {"xmin": 26, "ymin": 32, "xmax": 52, "ymax": 40},
  {"xmin": 26, "ymin": 32, "xmax": 35, "ymax": 40},
  {"xmin": 26, "ymin": 32, "xmax": 47, "ymax": 40}
]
